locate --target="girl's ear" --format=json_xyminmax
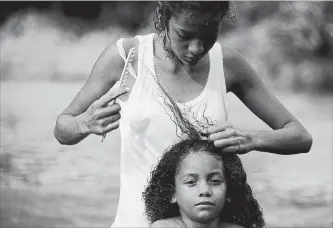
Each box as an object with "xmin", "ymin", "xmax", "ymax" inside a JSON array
[{"xmin": 170, "ymin": 194, "xmax": 177, "ymax": 204}]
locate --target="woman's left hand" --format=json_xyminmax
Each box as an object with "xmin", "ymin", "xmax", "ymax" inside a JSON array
[{"xmin": 204, "ymin": 123, "xmax": 257, "ymax": 154}]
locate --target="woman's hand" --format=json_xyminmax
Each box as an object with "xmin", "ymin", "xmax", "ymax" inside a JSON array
[
  {"xmin": 78, "ymin": 87, "xmax": 129, "ymax": 135},
  {"xmin": 204, "ymin": 123, "xmax": 257, "ymax": 154}
]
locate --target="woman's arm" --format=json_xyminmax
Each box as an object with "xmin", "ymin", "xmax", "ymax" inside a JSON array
[
  {"xmin": 222, "ymin": 47, "xmax": 313, "ymax": 155},
  {"xmin": 53, "ymin": 42, "xmax": 126, "ymax": 145}
]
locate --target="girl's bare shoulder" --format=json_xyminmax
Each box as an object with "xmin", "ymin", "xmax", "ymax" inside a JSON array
[
  {"xmin": 219, "ymin": 221, "xmax": 247, "ymax": 228},
  {"xmin": 150, "ymin": 217, "xmax": 182, "ymax": 228}
]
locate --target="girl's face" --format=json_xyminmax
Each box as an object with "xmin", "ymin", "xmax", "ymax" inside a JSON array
[
  {"xmin": 167, "ymin": 12, "xmax": 222, "ymax": 66},
  {"xmin": 173, "ymin": 150, "xmax": 227, "ymax": 224}
]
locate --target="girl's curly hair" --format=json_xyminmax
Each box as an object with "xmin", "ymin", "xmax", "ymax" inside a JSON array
[
  {"xmin": 142, "ymin": 139, "xmax": 265, "ymax": 228},
  {"xmin": 153, "ymin": 1, "xmax": 236, "ymax": 58}
]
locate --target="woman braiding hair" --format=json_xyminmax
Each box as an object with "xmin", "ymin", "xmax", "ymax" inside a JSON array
[{"xmin": 54, "ymin": 1, "xmax": 312, "ymax": 226}]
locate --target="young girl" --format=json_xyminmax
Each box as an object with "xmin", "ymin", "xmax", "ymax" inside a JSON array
[
  {"xmin": 54, "ymin": 1, "xmax": 312, "ymax": 227},
  {"xmin": 143, "ymin": 139, "xmax": 265, "ymax": 228}
]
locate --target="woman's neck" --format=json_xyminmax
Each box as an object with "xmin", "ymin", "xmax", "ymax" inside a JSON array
[
  {"xmin": 154, "ymin": 34, "xmax": 194, "ymax": 74},
  {"xmin": 178, "ymin": 215, "xmax": 220, "ymax": 228}
]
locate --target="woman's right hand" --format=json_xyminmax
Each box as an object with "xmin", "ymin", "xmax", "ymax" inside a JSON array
[{"xmin": 79, "ymin": 87, "xmax": 130, "ymax": 135}]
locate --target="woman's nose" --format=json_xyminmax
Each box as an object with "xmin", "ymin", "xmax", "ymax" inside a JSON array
[{"xmin": 188, "ymin": 39, "xmax": 204, "ymax": 56}]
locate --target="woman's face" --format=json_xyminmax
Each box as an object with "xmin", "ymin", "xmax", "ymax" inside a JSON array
[
  {"xmin": 167, "ymin": 11, "xmax": 222, "ymax": 66},
  {"xmin": 173, "ymin": 150, "xmax": 227, "ymax": 224}
]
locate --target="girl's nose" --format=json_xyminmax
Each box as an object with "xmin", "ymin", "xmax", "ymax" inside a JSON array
[
  {"xmin": 198, "ymin": 182, "xmax": 212, "ymax": 197},
  {"xmin": 188, "ymin": 39, "xmax": 204, "ymax": 56}
]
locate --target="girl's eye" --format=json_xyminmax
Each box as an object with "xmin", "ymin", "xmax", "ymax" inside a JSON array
[
  {"xmin": 185, "ymin": 180, "xmax": 196, "ymax": 185},
  {"xmin": 211, "ymin": 179, "xmax": 222, "ymax": 185}
]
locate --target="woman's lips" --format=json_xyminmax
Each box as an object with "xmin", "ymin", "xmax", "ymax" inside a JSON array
[{"xmin": 185, "ymin": 57, "xmax": 199, "ymax": 64}]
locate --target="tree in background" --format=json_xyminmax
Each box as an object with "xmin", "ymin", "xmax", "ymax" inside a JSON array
[{"xmin": 0, "ymin": 1, "xmax": 332, "ymax": 92}]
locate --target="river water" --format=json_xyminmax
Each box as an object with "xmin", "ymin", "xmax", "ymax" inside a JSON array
[{"xmin": 1, "ymin": 82, "xmax": 332, "ymax": 227}]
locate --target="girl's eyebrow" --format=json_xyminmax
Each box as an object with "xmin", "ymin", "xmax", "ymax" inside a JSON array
[
  {"xmin": 182, "ymin": 171, "xmax": 223, "ymax": 178},
  {"xmin": 182, "ymin": 173, "xmax": 198, "ymax": 178},
  {"xmin": 207, "ymin": 171, "xmax": 223, "ymax": 178}
]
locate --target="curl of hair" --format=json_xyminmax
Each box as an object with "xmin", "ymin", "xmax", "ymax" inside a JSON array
[
  {"xmin": 144, "ymin": 66, "xmax": 213, "ymax": 140},
  {"xmin": 153, "ymin": 1, "xmax": 236, "ymax": 58}
]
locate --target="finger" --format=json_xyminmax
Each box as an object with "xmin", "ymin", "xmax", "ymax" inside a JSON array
[
  {"xmin": 213, "ymin": 136, "xmax": 242, "ymax": 148},
  {"xmin": 213, "ymin": 138, "xmax": 235, "ymax": 148},
  {"xmin": 220, "ymin": 145, "xmax": 241, "ymax": 154},
  {"xmin": 103, "ymin": 120, "xmax": 120, "ymax": 133},
  {"xmin": 100, "ymin": 113, "xmax": 121, "ymax": 126},
  {"xmin": 223, "ymin": 145, "xmax": 246, "ymax": 154},
  {"xmin": 97, "ymin": 87, "xmax": 130, "ymax": 107},
  {"xmin": 108, "ymin": 87, "xmax": 130, "ymax": 102},
  {"xmin": 205, "ymin": 123, "xmax": 231, "ymax": 134},
  {"xmin": 93, "ymin": 89, "xmax": 114, "ymax": 107},
  {"xmin": 95, "ymin": 103, "xmax": 121, "ymax": 119},
  {"xmin": 208, "ymin": 129, "xmax": 235, "ymax": 142}
]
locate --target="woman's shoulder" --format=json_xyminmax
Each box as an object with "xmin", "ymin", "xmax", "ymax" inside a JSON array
[
  {"xmin": 121, "ymin": 36, "xmax": 140, "ymax": 56},
  {"xmin": 121, "ymin": 33, "xmax": 155, "ymax": 56},
  {"xmin": 99, "ymin": 36, "xmax": 140, "ymax": 60},
  {"xmin": 219, "ymin": 46, "xmax": 245, "ymax": 91},
  {"xmin": 150, "ymin": 218, "xmax": 181, "ymax": 227},
  {"xmin": 221, "ymin": 46, "xmax": 247, "ymax": 68},
  {"xmin": 92, "ymin": 37, "xmax": 139, "ymax": 75},
  {"xmin": 221, "ymin": 45, "xmax": 257, "ymax": 92},
  {"xmin": 122, "ymin": 33, "xmax": 157, "ymax": 55}
]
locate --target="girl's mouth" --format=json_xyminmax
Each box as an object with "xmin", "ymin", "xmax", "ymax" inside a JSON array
[{"xmin": 195, "ymin": 201, "xmax": 215, "ymax": 206}]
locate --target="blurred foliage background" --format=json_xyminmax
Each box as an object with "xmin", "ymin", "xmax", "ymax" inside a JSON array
[{"xmin": 0, "ymin": 1, "xmax": 332, "ymax": 93}]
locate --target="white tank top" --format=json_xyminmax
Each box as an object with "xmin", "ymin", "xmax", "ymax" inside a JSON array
[{"xmin": 111, "ymin": 33, "xmax": 229, "ymax": 227}]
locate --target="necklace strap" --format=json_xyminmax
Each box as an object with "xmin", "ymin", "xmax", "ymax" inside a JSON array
[{"xmin": 180, "ymin": 217, "xmax": 189, "ymax": 228}]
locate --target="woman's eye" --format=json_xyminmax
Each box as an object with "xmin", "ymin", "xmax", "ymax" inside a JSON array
[{"xmin": 178, "ymin": 33, "xmax": 190, "ymax": 40}]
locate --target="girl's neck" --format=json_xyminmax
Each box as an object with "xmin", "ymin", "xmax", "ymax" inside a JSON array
[{"xmin": 178, "ymin": 215, "xmax": 220, "ymax": 228}]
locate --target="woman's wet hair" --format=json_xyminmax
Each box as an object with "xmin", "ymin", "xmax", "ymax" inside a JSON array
[
  {"xmin": 142, "ymin": 67, "xmax": 265, "ymax": 228},
  {"xmin": 153, "ymin": 1, "xmax": 235, "ymax": 58}
]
